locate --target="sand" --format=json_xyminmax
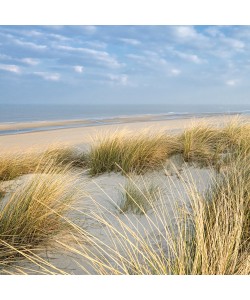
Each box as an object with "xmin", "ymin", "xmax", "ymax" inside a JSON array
[
  {"xmin": 0, "ymin": 114, "xmax": 248, "ymax": 153},
  {"xmin": 0, "ymin": 114, "xmax": 249, "ymax": 274}
]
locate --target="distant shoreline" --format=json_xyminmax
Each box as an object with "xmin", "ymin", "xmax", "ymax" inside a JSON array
[
  {"xmin": 0, "ymin": 111, "xmax": 244, "ymax": 136},
  {"xmin": 0, "ymin": 114, "xmax": 250, "ymax": 154}
]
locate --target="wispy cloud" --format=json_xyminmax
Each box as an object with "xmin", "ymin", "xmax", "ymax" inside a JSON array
[
  {"xmin": 107, "ymin": 74, "xmax": 129, "ymax": 86},
  {"xmin": 57, "ymin": 45, "xmax": 122, "ymax": 68},
  {"xmin": 14, "ymin": 39, "xmax": 47, "ymax": 50},
  {"xmin": 170, "ymin": 68, "xmax": 181, "ymax": 76},
  {"xmin": 119, "ymin": 38, "xmax": 141, "ymax": 46},
  {"xmin": 21, "ymin": 58, "xmax": 40, "ymax": 65},
  {"xmin": 225, "ymin": 79, "xmax": 240, "ymax": 86},
  {"xmin": 73, "ymin": 65, "xmax": 84, "ymax": 73},
  {"xmin": 81, "ymin": 26, "xmax": 97, "ymax": 34},
  {"xmin": 0, "ymin": 64, "xmax": 21, "ymax": 73},
  {"xmin": 173, "ymin": 50, "xmax": 205, "ymax": 64},
  {"xmin": 34, "ymin": 72, "xmax": 60, "ymax": 81}
]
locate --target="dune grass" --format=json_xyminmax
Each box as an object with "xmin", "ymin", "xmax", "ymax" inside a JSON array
[
  {"xmin": 0, "ymin": 145, "xmax": 86, "ymax": 181},
  {"xmin": 178, "ymin": 123, "xmax": 223, "ymax": 167},
  {"xmin": 0, "ymin": 162, "xmax": 80, "ymax": 268},
  {"xmin": 87, "ymin": 130, "xmax": 180, "ymax": 176},
  {"xmin": 119, "ymin": 177, "xmax": 160, "ymax": 215},
  {"xmin": 59, "ymin": 150, "xmax": 250, "ymax": 274},
  {"xmin": 0, "ymin": 116, "xmax": 250, "ymax": 274}
]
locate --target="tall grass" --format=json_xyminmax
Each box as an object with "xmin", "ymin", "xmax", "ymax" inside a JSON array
[
  {"xmin": 0, "ymin": 162, "xmax": 80, "ymax": 268},
  {"xmin": 1, "ymin": 116, "xmax": 250, "ymax": 274},
  {"xmin": 119, "ymin": 177, "xmax": 160, "ymax": 215},
  {"xmin": 60, "ymin": 152, "xmax": 250, "ymax": 274},
  {"xmin": 0, "ymin": 145, "xmax": 86, "ymax": 181},
  {"xmin": 87, "ymin": 129, "xmax": 180, "ymax": 175},
  {"xmin": 179, "ymin": 123, "xmax": 223, "ymax": 166}
]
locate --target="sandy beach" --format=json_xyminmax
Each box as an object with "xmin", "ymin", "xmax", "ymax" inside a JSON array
[
  {"xmin": 0, "ymin": 114, "xmax": 250, "ymax": 274},
  {"xmin": 0, "ymin": 114, "xmax": 248, "ymax": 152}
]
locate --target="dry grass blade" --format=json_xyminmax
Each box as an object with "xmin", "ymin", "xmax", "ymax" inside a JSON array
[
  {"xmin": 87, "ymin": 129, "xmax": 180, "ymax": 175},
  {"xmin": 0, "ymin": 162, "xmax": 80, "ymax": 269}
]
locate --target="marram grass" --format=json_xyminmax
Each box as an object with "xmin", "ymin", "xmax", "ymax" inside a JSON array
[
  {"xmin": 119, "ymin": 177, "xmax": 160, "ymax": 215},
  {"xmin": 0, "ymin": 116, "xmax": 250, "ymax": 274},
  {"xmin": 87, "ymin": 129, "xmax": 180, "ymax": 175},
  {"xmin": 60, "ymin": 152, "xmax": 250, "ymax": 274},
  {"xmin": 0, "ymin": 162, "xmax": 80, "ymax": 269},
  {"xmin": 0, "ymin": 145, "xmax": 86, "ymax": 181}
]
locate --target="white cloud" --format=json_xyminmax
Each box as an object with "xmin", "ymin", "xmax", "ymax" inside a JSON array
[
  {"xmin": 0, "ymin": 54, "xmax": 12, "ymax": 60},
  {"xmin": 0, "ymin": 64, "xmax": 21, "ymax": 73},
  {"xmin": 85, "ymin": 41, "xmax": 107, "ymax": 49},
  {"xmin": 15, "ymin": 39, "xmax": 47, "ymax": 50},
  {"xmin": 23, "ymin": 30, "xmax": 43, "ymax": 37},
  {"xmin": 174, "ymin": 26, "xmax": 198, "ymax": 39},
  {"xmin": 119, "ymin": 38, "xmax": 141, "ymax": 46},
  {"xmin": 34, "ymin": 72, "xmax": 60, "ymax": 81},
  {"xmin": 107, "ymin": 74, "xmax": 128, "ymax": 86},
  {"xmin": 171, "ymin": 26, "xmax": 209, "ymax": 48},
  {"xmin": 174, "ymin": 50, "xmax": 204, "ymax": 64},
  {"xmin": 222, "ymin": 37, "xmax": 245, "ymax": 50},
  {"xmin": 57, "ymin": 45, "xmax": 122, "ymax": 68},
  {"xmin": 225, "ymin": 79, "xmax": 239, "ymax": 86},
  {"xmin": 170, "ymin": 68, "xmax": 181, "ymax": 76},
  {"xmin": 21, "ymin": 58, "xmax": 40, "ymax": 65},
  {"xmin": 82, "ymin": 26, "xmax": 97, "ymax": 34},
  {"xmin": 73, "ymin": 65, "xmax": 84, "ymax": 73},
  {"xmin": 49, "ymin": 33, "xmax": 70, "ymax": 41}
]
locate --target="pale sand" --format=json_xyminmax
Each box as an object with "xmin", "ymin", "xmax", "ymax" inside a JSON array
[
  {"xmin": 0, "ymin": 114, "xmax": 249, "ymax": 274},
  {"xmin": 2, "ymin": 158, "xmax": 215, "ymax": 274},
  {"xmin": 0, "ymin": 115, "xmax": 248, "ymax": 153}
]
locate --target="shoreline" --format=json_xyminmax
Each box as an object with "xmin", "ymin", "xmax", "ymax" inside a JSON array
[
  {"xmin": 0, "ymin": 114, "xmax": 249, "ymax": 153},
  {"xmin": 0, "ymin": 111, "xmax": 244, "ymax": 136}
]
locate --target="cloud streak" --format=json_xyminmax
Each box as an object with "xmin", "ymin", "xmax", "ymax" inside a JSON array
[{"xmin": 0, "ymin": 64, "xmax": 21, "ymax": 73}]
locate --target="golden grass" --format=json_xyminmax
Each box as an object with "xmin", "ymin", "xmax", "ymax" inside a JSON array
[
  {"xmin": 87, "ymin": 129, "xmax": 180, "ymax": 175},
  {"xmin": 0, "ymin": 145, "xmax": 86, "ymax": 181},
  {"xmin": 0, "ymin": 162, "xmax": 80, "ymax": 268},
  {"xmin": 119, "ymin": 177, "xmax": 160, "ymax": 215},
  {"xmin": 58, "ymin": 153, "xmax": 250, "ymax": 274},
  {"xmin": 179, "ymin": 123, "xmax": 223, "ymax": 166},
  {"xmin": 1, "ymin": 116, "xmax": 250, "ymax": 274}
]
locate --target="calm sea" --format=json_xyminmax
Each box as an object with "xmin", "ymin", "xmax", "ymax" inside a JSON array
[
  {"xmin": 0, "ymin": 104, "xmax": 249, "ymax": 123},
  {"xmin": 0, "ymin": 104, "xmax": 249, "ymax": 135}
]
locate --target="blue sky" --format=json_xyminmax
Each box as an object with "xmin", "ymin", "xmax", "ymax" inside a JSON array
[{"xmin": 0, "ymin": 25, "xmax": 250, "ymax": 105}]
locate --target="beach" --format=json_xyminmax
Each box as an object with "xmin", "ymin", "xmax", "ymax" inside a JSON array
[
  {"xmin": 0, "ymin": 113, "xmax": 250, "ymax": 274},
  {"xmin": 0, "ymin": 114, "xmax": 248, "ymax": 152}
]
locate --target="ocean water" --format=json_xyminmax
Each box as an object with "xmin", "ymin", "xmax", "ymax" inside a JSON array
[
  {"xmin": 0, "ymin": 104, "xmax": 249, "ymax": 123},
  {"xmin": 0, "ymin": 104, "xmax": 249, "ymax": 135}
]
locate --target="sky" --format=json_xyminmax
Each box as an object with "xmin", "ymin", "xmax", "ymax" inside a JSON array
[{"xmin": 0, "ymin": 25, "xmax": 250, "ymax": 105}]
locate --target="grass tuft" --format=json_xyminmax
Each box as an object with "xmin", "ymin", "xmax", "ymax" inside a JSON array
[
  {"xmin": 0, "ymin": 163, "xmax": 79, "ymax": 268},
  {"xmin": 87, "ymin": 130, "xmax": 180, "ymax": 175},
  {"xmin": 119, "ymin": 177, "xmax": 160, "ymax": 215}
]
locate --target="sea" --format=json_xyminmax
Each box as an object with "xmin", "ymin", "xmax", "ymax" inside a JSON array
[{"xmin": 0, "ymin": 104, "xmax": 249, "ymax": 136}]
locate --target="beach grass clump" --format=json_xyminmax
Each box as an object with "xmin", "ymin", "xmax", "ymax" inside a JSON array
[
  {"xmin": 0, "ymin": 151, "xmax": 38, "ymax": 181},
  {"xmin": 0, "ymin": 145, "xmax": 87, "ymax": 181},
  {"xmin": 119, "ymin": 178, "xmax": 160, "ymax": 215},
  {"xmin": 61, "ymin": 149, "xmax": 250, "ymax": 275},
  {"xmin": 0, "ymin": 163, "xmax": 79, "ymax": 267},
  {"xmin": 87, "ymin": 130, "xmax": 180, "ymax": 176},
  {"xmin": 220, "ymin": 118, "xmax": 250, "ymax": 155},
  {"xmin": 179, "ymin": 124, "xmax": 223, "ymax": 166},
  {"xmin": 0, "ymin": 189, "xmax": 5, "ymax": 200}
]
